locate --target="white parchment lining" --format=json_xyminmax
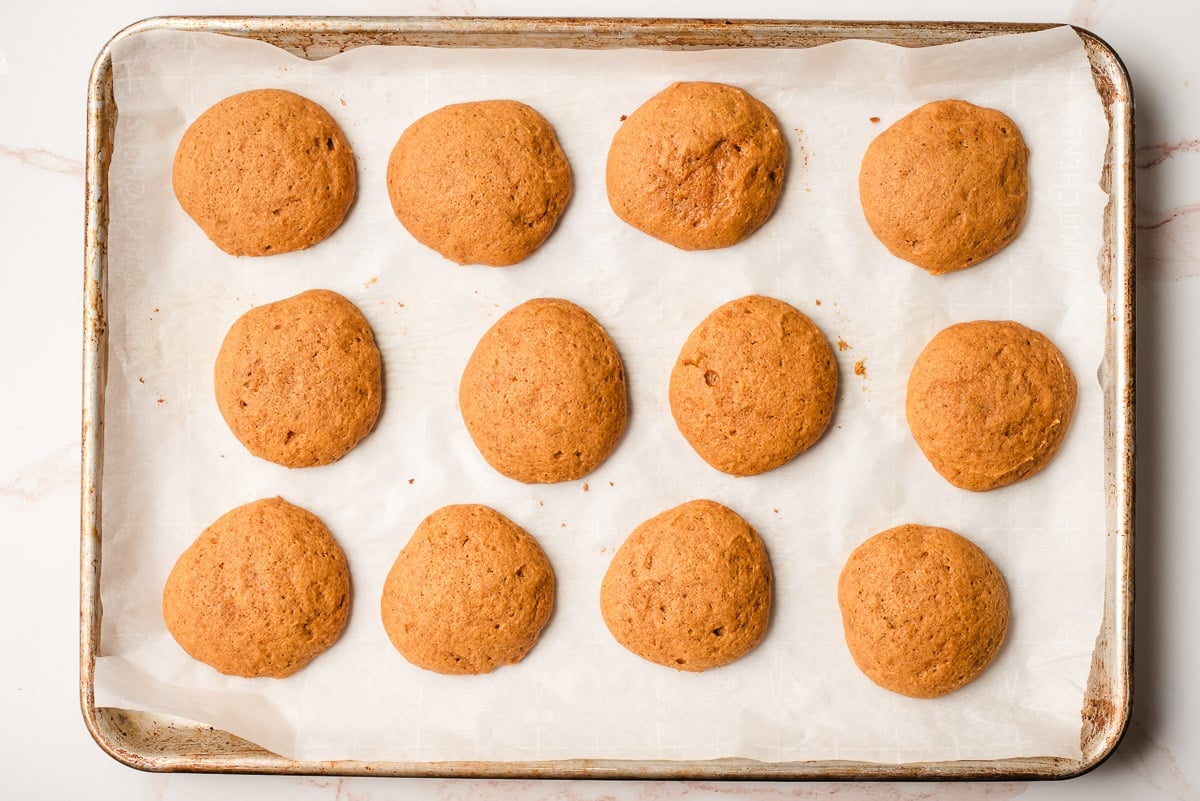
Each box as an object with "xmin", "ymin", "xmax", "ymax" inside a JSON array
[{"xmin": 94, "ymin": 25, "xmax": 1111, "ymax": 764}]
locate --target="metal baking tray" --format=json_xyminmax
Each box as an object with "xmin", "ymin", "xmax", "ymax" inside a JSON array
[{"xmin": 81, "ymin": 16, "xmax": 1134, "ymax": 780}]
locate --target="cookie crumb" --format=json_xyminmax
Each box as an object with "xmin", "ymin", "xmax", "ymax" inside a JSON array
[
  {"xmin": 582, "ymin": 483, "xmax": 589, "ymax": 492},
  {"xmin": 364, "ymin": 276, "xmax": 378, "ymax": 288},
  {"xmin": 854, "ymin": 359, "xmax": 867, "ymax": 377},
  {"xmin": 837, "ymin": 337, "xmax": 852, "ymax": 351},
  {"xmin": 869, "ymin": 116, "xmax": 881, "ymax": 123}
]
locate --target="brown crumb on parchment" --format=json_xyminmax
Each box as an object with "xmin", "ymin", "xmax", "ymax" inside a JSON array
[
  {"xmin": 620, "ymin": 114, "xmax": 627, "ymax": 121},
  {"xmin": 408, "ymin": 478, "xmax": 415, "ymax": 485},
  {"xmin": 582, "ymin": 483, "xmax": 589, "ymax": 492},
  {"xmin": 364, "ymin": 276, "xmax": 378, "ymax": 288},
  {"xmin": 837, "ymin": 337, "xmax": 852, "ymax": 351},
  {"xmin": 854, "ymin": 359, "xmax": 867, "ymax": 377},
  {"xmin": 870, "ymin": 116, "xmax": 881, "ymax": 123},
  {"xmin": 815, "ymin": 299, "xmax": 822, "ymax": 306}
]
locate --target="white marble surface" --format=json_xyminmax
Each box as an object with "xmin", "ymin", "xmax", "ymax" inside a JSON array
[{"xmin": 0, "ymin": 0, "xmax": 1193, "ymax": 798}]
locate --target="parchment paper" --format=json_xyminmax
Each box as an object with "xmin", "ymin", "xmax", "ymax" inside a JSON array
[{"xmin": 94, "ymin": 24, "xmax": 1111, "ymax": 764}]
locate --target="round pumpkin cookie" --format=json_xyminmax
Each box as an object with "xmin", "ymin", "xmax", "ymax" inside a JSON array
[
  {"xmin": 380, "ymin": 504, "xmax": 556, "ymax": 675},
  {"xmin": 214, "ymin": 289, "xmax": 383, "ymax": 469},
  {"xmin": 173, "ymin": 88, "xmax": 356, "ymax": 256},
  {"xmin": 606, "ymin": 81, "xmax": 788, "ymax": 250},
  {"xmin": 162, "ymin": 497, "xmax": 351, "ymax": 679},
  {"xmin": 459, "ymin": 298, "xmax": 627, "ymax": 483},
  {"xmin": 386, "ymin": 100, "xmax": 572, "ymax": 266},
  {"xmin": 906, "ymin": 320, "xmax": 1076, "ymax": 491},
  {"xmin": 601, "ymin": 500, "xmax": 773, "ymax": 672},
  {"xmin": 838, "ymin": 524, "xmax": 1010, "ymax": 698},
  {"xmin": 858, "ymin": 99, "xmax": 1029, "ymax": 275},
  {"xmin": 669, "ymin": 295, "xmax": 838, "ymax": 476}
]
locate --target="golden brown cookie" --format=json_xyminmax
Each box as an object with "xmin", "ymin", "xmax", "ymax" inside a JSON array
[
  {"xmin": 606, "ymin": 81, "xmax": 788, "ymax": 250},
  {"xmin": 858, "ymin": 99, "xmax": 1029, "ymax": 275},
  {"xmin": 838, "ymin": 524, "xmax": 1009, "ymax": 698},
  {"xmin": 173, "ymin": 89, "xmax": 356, "ymax": 257},
  {"xmin": 214, "ymin": 289, "xmax": 382, "ymax": 468},
  {"xmin": 386, "ymin": 100, "xmax": 572, "ymax": 266},
  {"xmin": 906, "ymin": 320, "xmax": 1077, "ymax": 491},
  {"xmin": 380, "ymin": 504, "xmax": 556, "ymax": 675},
  {"xmin": 600, "ymin": 500, "xmax": 772, "ymax": 672},
  {"xmin": 459, "ymin": 298, "xmax": 627, "ymax": 483},
  {"xmin": 162, "ymin": 497, "xmax": 351, "ymax": 679},
  {"xmin": 669, "ymin": 295, "xmax": 838, "ymax": 476}
]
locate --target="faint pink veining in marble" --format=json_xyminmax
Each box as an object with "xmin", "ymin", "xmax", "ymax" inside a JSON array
[
  {"xmin": 1138, "ymin": 203, "xmax": 1200, "ymax": 232},
  {"xmin": 685, "ymin": 781, "xmax": 1029, "ymax": 800},
  {"xmin": 1138, "ymin": 202, "xmax": 1200, "ymax": 281},
  {"xmin": 0, "ymin": 442, "xmax": 76, "ymax": 503},
  {"xmin": 358, "ymin": 778, "xmax": 1033, "ymax": 801},
  {"xmin": 296, "ymin": 776, "xmax": 378, "ymax": 800},
  {"xmin": 1138, "ymin": 138, "xmax": 1200, "ymax": 169},
  {"xmin": 1124, "ymin": 721, "xmax": 1193, "ymax": 800},
  {"xmin": 0, "ymin": 143, "xmax": 83, "ymax": 177},
  {"xmin": 1136, "ymin": 139, "xmax": 1200, "ymax": 280}
]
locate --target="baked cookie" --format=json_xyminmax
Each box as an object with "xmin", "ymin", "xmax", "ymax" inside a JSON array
[
  {"xmin": 906, "ymin": 320, "xmax": 1076, "ymax": 491},
  {"xmin": 601, "ymin": 500, "xmax": 772, "ymax": 672},
  {"xmin": 669, "ymin": 295, "xmax": 837, "ymax": 476},
  {"xmin": 838, "ymin": 524, "xmax": 1009, "ymax": 698},
  {"xmin": 459, "ymin": 298, "xmax": 627, "ymax": 483},
  {"xmin": 214, "ymin": 289, "xmax": 382, "ymax": 468},
  {"xmin": 173, "ymin": 88, "xmax": 356, "ymax": 256},
  {"xmin": 858, "ymin": 99, "xmax": 1029, "ymax": 275},
  {"xmin": 386, "ymin": 100, "xmax": 572, "ymax": 266},
  {"xmin": 380, "ymin": 504, "xmax": 555, "ymax": 675},
  {"xmin": 162, "ymin": 497, "xmax": 351, "ymax": 679},
  {"xmin": 606, "ymin": 81, "xmax": 788, "ymax": 250}
]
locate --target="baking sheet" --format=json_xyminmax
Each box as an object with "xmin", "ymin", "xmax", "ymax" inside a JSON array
[{"xmin": 91, "ymin": 24, "xmax": 1112, "ymax": 765}]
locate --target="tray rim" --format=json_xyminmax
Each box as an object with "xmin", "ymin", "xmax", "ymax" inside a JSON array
[{"xmin": 80, "ymin": 14, "xmax": 1135, "ymax": 781}]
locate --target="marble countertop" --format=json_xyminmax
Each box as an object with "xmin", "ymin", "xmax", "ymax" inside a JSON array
[{"xmin": 1, "ymin": 0, "xmax": 1193, "ymax": 798}]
